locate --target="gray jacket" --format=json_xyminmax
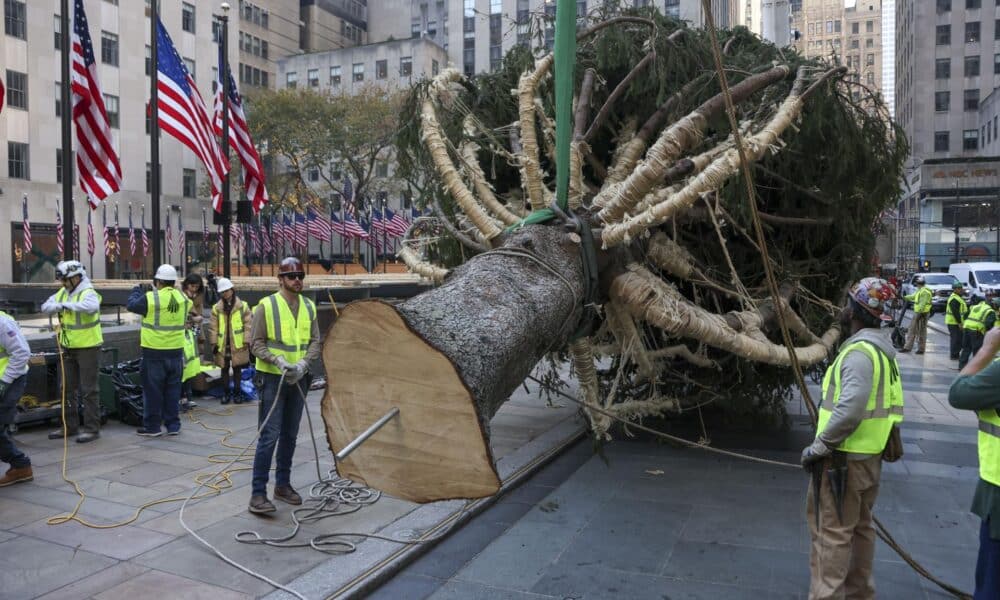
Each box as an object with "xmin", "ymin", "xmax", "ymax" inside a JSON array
[
  {"xmin": 818, "ymin": 328, "xmax": 898, "ymax": 456},
  {"xmin": 41, "ymin": 277, "xmax": 101, "ymax": 315}
]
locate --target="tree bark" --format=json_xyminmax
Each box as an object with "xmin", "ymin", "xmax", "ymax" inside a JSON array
[{"xmin": 322, "ymin": 225, "xmax": 585, "ymax": 502}]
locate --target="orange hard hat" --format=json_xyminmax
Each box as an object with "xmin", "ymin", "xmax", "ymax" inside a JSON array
[{"xmin": 278, "ymin": 257, "xmax": 305, "ymax": 276}]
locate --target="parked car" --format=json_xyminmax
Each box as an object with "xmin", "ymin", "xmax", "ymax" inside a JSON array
[{"xmin": 900, "ymin": 272, "xmax": 963, "ymax": 314}]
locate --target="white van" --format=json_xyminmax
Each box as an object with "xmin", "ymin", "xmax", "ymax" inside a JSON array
[{"xmin": 948, "ymin": 262, "xmax": 1000, "ymax": 297}]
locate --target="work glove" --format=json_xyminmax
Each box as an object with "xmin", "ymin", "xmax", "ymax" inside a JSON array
[
  {"xmin": 800, "ymin": 438, "xmax": 833, "ymax": 472},
  {"xmin": 294, "ymin": 359, "xmax": 309, "ymax": 379},
  {"xmin": 275, "ymin": 356, "xmax": 293, "ymax": 374},
  {"xmin": 0, "ymin": 381, "xmax": 8, "ymax": 399}
]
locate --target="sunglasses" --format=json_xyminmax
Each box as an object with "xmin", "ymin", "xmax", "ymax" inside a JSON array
[{"xmin": 281, "ymin": 273, "xmax": 305, "ymax": 281}]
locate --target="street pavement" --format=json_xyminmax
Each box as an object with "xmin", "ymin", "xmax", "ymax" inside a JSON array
[{"xmin": 372, "ymin": 314, "xmax": 982, "ymax": 600}]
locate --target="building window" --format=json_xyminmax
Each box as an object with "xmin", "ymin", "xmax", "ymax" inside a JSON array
[
  {"xmin": 935, "ymin": 91, "xmax": 950, "ymax": 111},
  {"xmin": 935, "ymin": 131, "xmax": 950, "ymax": 152},
  {"xmin": 353, "ymin": 63, "xmax": 364, "ymax": 82},
  {"xmin": 56, "ymin": 148, "xmax": 72, "ymax": 184},
  {"xmin": 183, "ymin": 169, "xmax": 196, "ymax": 198},
  {"xmin": 866, "ymin": 53, "xmax": 874, "ymax": 66},
  {"xmin": 411, "ymin": 22, "xmax": 421, "ymax": 38},
  {"xmin": 432, "ymin": 59, "xmax": 439, "ymax": 76},
  {"xmin": 145, "ymin": 45, "xmax": 151, "ymax": 76},
  {"xmin": 182, "ymin": 3, "xmax": 195, "ymax": 33},
  {"xmin": 938, "ymin": 0, "xmax": 951, "ymax": 9},
  {"xmin": 212, "ymin": 16, "xmax": 222, "ymax": 43},
  {"xmin": 937, "ymin": 24, "xmax": 951, "ymax": 45},
  {"xmin": 967, "ymin": 0, "xmax": 981, "ymax": 8},
  {"xmin": 4, "ymin": 0, "xmax": 26, "ymax": 40},
  {"xmin": 308, "ymin": 68, "xmax": 319, "ymax": 87},
  {"xmin": 965, "ymin": 89, "xmax": 980, "ymax": 110},
  {"xmin": 937, "ymin": 58, "xmax": 951, "ymax": 79},
  {"xmin": 184, "ymin": 58, "xmax": 195, "ymax": 81},
  {"xmin": 308, "ymin": 168, "xmax": 319, "ymax": 182},
  {"xmin": 851, "ymin": 22, "xmax": 859, "ymax": 34},
  {"xmin": 146, "ymin": 163, "xmax": 151, "ymax": 193},
  {"xmin": 966, "ymin": 22, "xmax": 981, "ymax": 43},
  {"xmin": 865, "ymin": 38, "xmax": 873, "ymax": 48},
  {"xmin": 101, "ymin": 31, "xmax": 119, "ymax": 66},
  {"xmin": 286, "ymin": 71, "xmax": 297, "ymax": 88},
  {"xmin": 261, "ymin": 41, "xmax": 268, "ymax": 60},
  {"xmin": 865, "ymin": 20, "xmax": 873, "ymax": 33},
  {"xmin": 400, "ymin": 56, "xmax": 412, "ymax": 77},
  {"xmin": 850, "ymin": 39, "xmax": 859, "ymax": 49},
  {"xmin": 965, "ymin": 55, "xmax": 981, "ymax": 76},
  {"xmin": 964, "ymin": 129, "xmax": 979, "ymax": 150},
  {"xmin": 996, "ymin": 54, "xmax": 1000, "ymax": 74},
  {"xmin": 8, "ymin": 142, "xmax": 29, "ymax": 180},
  {"xmin": 994, "ymin": 116, "xmax": 998, "ymax": 140},
  {"xmin": 54, "ymin": 14, "xmax": 62, "ymax": 50},
  {"xmin": 329, "ymin": 66, "xmax": 341, "ymax": 86},
  {"xmin": 834, "ymin": 20, "xmax": 841, "ymax": 33},
  {"xmin": 5, "ymin": 70, "xmax": 26, "ymax": 109},
  {"xmin": 376, "ymin": 60, "xmax": 387, "ymax": 80},
  {"xmin": 103, "ymin": 94, "xmax": 119, "ymax": 128}
]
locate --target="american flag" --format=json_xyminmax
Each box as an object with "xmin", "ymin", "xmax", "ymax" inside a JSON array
[
  {"xmin": 343, "ymin": 178, "xmax": 354, "ymax": 208},
  {"xmin": 71, "ymin": 0, "xmax": 122, "ymax": 207},
  {"xmin": 175, "ymin": 212, "xmax": 184, "ymax": 261},
  {"xmin": 272, "ymin": 211, "xmax": 284, "ymax": 252},
  {"xmin": 249, "ymin": 222, "xmax": 261, "ymax": 256},
  {"xmin": 387, "ymin": 208, "xmax": 410, "ymax": 236},
  {"xmin": 166, "ymin": 209, "xmax": 172, "ymax": 262},
  {"xmin": 260, "ymin": 218, "xmax": 272, "ymax": 255},
  {"xmin": 0, "ymin": 76, "xmax": 4, "ymax": 113},
  {"xmin": 230, "ymin": 222, "xmax": 242, "ymax": 257},
  {"xmin": 102, "ymin": 204, "xmax": 111, "ymax": 258},
  {"xmin": 202, "ymin": 209, "xmax": 209, "ymax": 254},
  {"xmin": 155, "ymin": 19, "xmax": 228, "ymax": 209},
  {"xmin": 141, "ymin": 206, "xmax": 149, "ymax": 257},
  {"xmin": 283, "ymin": 213, "xmax": 294, "ymax": 250},
  {"xmin": 293, "ymin": 212, "xmax": 309, "ymax": 249},
  {"xmin": 22, "ymin": 196, "xmax": 31, "ymax": 255},
  {"xmin": 56, "ymin": 208, "xmax": 64, "ymax": 258},
  {"xmin": 306, "ymin": 208, "xmax": 332, "ymax": 241},
  {"xmin": 87, "ymin": 209, "xmax": 95, "ymax": 258},
  {"xmin": 359, "ymin": 213, "xmax": 383, "ymax": 252},
  {"xmin": 128, "ymin": 204, "xmax": 136, "ymax": 257},
  {"xmin": 113, "ymin": 202, "xmax": 120, "ymax": 259},
  {"xmin": 73, "ymin": 224, "xmax": 80, "ymax": 259},
  {"xmin": 213, "ymin": 44, "xmax": 268, "ymax": 214},
  {"xmin": 331, "ymin": 213, "xmax": 368, "ymax": 240}
]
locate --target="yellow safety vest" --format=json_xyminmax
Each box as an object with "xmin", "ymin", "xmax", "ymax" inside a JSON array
[
  {"xmin": 817, "ymin": 340, "xmax": 904, "ymax": 454},
  {"xmin": 908, "ymin": 287, "xmax": 933, "ymax": 314},
  {"xmin": 964, "ymin": 303, "xmax": 995, "ymax": 333},
  {"xmin": 978, "ymin": 409, "xmax": 1000, "ymax": 486},
  {"xmin": 255, "ymin": 293, "xmax": 316, "ymax": 375},
  {"xmin": 182, "ymin": 329, "xmax": 200, "ymax": 382},
  {"xmin": 140, "ymin": 288, "xmax": 191, "ymax": 350},
  {"xmin": 212, "ymin": 302, "xmax": 247, "ymax": 353},
  {"xmin": 946, "ymin": 293, "xmax": 969, "ymax": 326},
  {"xmin": 55, "ymin": 287, "xmax": 103, "ymax": 348},
  {"xmin": 0, "ymin": 311, "xmax": 12, "ymax": 377}
]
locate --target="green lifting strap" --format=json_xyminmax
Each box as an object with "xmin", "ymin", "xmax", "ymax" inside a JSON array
[{"xmin": 506, "ymin": 0, "xmax": 575, "ymax": 233}]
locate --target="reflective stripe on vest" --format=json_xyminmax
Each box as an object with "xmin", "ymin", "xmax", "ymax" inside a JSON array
[
  {"xmin": 182, "ymin": 330, "xmax": 201, "ymax": 382},
  {"xmin": 945, "ymin": 294, "xmax": 969, "ymax": 326},
  {"xmin": 964, "ymin": 303, "xmax": 995, "ymax": 333},
  {"xmin": 817, "ymin": 340, "xmax": 904, "ymax": 454},
  {"xmin": 213, "ymin": 303, "xmax": 247, "ymax": 353},
  {"xmin": 912, "ymin": 287, "xmax": 933, "ymax": 313},
  {"xmin": 978, "ymin": 410, "xmax": 1000, "ymax": 486},
  {"xmin": 140, "ymin": 288, "xmax": 191, "ymax": 350},
  {"xmin": 55, "ymin": 287, "xmax": 103, "ymax": 348},
  {"xmin": 255, "ymin": 293, "xmax": 315, "ymax": 375}
]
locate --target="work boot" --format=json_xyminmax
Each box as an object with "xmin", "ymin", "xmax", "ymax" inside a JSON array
[
  {"xmin": 898, "ymin": 348, "xmax": 911, "ymax": 353},
  {"xmin": 48, "ymin": 428, "xmax": 77, "ymax": 440},
  {"xmin": 76, "ymin": 432, "xmax": 100, "ymax": 444},
  {"xmin": 0, "ymin": 466, "xmax": 33, "ymax": 487},
  {"xmin": 220, "ymin": 391, "xmax": 231, "ymax": 405},
  {"xmin": 233, "ymin": 391, "xmax": 243, "ymax": 405},
  {"xmin": 915, "ymin": 350, "xmax": 925, "ymax": 355},
  {"xmin": 248, "ymin": 495, "xmax": 276, "ymax": 515},
  {"xmin": 274, "ymin": 486, "xmax": 302, "ymax": 505}
]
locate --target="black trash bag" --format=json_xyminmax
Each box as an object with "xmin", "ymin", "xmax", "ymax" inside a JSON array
[{"xmin": 99, "ymin": 359, "xmax": 144, "ymax": 425}]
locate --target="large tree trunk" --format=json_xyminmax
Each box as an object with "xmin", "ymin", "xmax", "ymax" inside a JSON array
[{"xmin": 322, "ymin": 225, "xmax": 585, "ymax": 502}]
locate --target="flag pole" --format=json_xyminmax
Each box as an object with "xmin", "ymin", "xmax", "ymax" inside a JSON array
[
  {"xmin": 150, "ymin": 0, "xmax": 162, "ymax": 268},
  {"xmin": 220, "ymin": 3, "xmax": 232, "ymax": 278},
  {"xmin": 60, "ymin": 0, "xmax": 74, "ymax": 259},
  {"xmin": 341, "ymin": 198, "xmax": 347, "ymax": 275}
]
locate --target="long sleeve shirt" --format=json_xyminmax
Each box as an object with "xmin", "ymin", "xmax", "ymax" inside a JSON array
[
  {"xmin": 41, "ymin": 278, "xmax": 101, "ymax": 315},
  {"xmin": 126, "ymin": 285, "xmax": 149, "ymax": 316},
  {"xmin": 0, "ymin": 314, "xmax": 30, "ymax": 384},
  {"xmin": 817, "ymin": 328, "xmax": 897, "ymax": 458},
  {"xmin": 950, "ymin": 363, "xmax": 1000, "ymax": 539},
  {"xmin": 249, "ymin": 295, "xmax": 322, "ymax": 373},
  {"xmin": 950, "ymin": 296, "xmax": 965, "ymax": 325}
]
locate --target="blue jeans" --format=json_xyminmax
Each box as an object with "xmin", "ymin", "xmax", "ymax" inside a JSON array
[
  {"xmin": 976, "ymin": 518, "xmax": 1000, "ymax": 600},
  {"xmin": 0, "ymin": 375, "xmax": 30, "ymax": 468},
  {"xmin": 251, "ymin": 372, "xmax": 308, "ymax": 496},
  {"xmin": 141, "ymin": 352, "xmax": 183, "ymax": 433}
]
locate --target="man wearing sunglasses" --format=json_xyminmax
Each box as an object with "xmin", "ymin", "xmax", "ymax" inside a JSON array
[{"xmin": 247, "ymin": 257, "xmax": 321, "ymax": 515}]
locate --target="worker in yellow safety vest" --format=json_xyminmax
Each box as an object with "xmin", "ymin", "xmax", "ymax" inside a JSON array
[
  {"xmin": 41, "ymin": 260, "xmax": 103, "ymax": 444},
  {"xmin": 900, "ymin": 275, "xmax": 933, "ymax": 354},
  {"xmin": 947, "ymin": 282, "xmax": 969, "ymax": 360},
  {"xmin": 0, "ymin": 310, "xmax": 32, "ymax": 486},
  {"xmin": 247, "ymin": 257, "xmax": 321, "ymax": 516},
  {"xmin": 126, "ymin": 264, "xmax": 191, "ymax": 437},
  {"xmin": 950, "ymin": 325, "xmax": 1000, "ymax": 599},
  {"xmin": 209, "ymin": 277, "xmax": 252, "ymax": 404},
  {"xmin": 801, "ymin": 277, "xmax": 904, "ymax": 599},
  {"xmin": 960, "ymin": 295, "xmax": 998, "ymax": 369}
]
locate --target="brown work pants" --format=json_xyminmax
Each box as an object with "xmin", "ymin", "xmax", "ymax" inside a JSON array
[
  {"xmin": 806, "ymin": 454, "xmax": 882, "ymax": 600},
  {"xmin": 61, "ymin": 346, "xmax": 101, "ymax": 434},
  {"xmin": 903, "ymin": 311, "xmax": 929, "ymax": 352}
]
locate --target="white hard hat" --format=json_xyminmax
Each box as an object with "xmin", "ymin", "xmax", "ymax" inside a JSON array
[
  {"xmin": 216, "ymin": 277, "xmax": 234, "ymax": 293},
  {"xmin": 55, "ymin": 260, "xmax": 85, "ymax": 280},
  {"xmin": 154, "ymin": 264, "xmax": 178, "ymax": 282}
]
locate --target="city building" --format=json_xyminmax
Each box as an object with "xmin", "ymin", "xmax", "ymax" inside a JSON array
[
  {"xmin": 881, "ymin": 0, "xmax": 895, "ymax": 117},
  {"xmin": 235, "ymin": 0, "xmax": 300, "ymax": 91},
  {"xmin": 300, "ymin": 0, "xmax": 370, "ymax": 52},
  {"xmin": 760, "ymin": 0, "xmax": 793, "ymax": 46},
  {"xmin": 894, "ymin": 0, "xmax": 1000, "ymax": 271}
]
